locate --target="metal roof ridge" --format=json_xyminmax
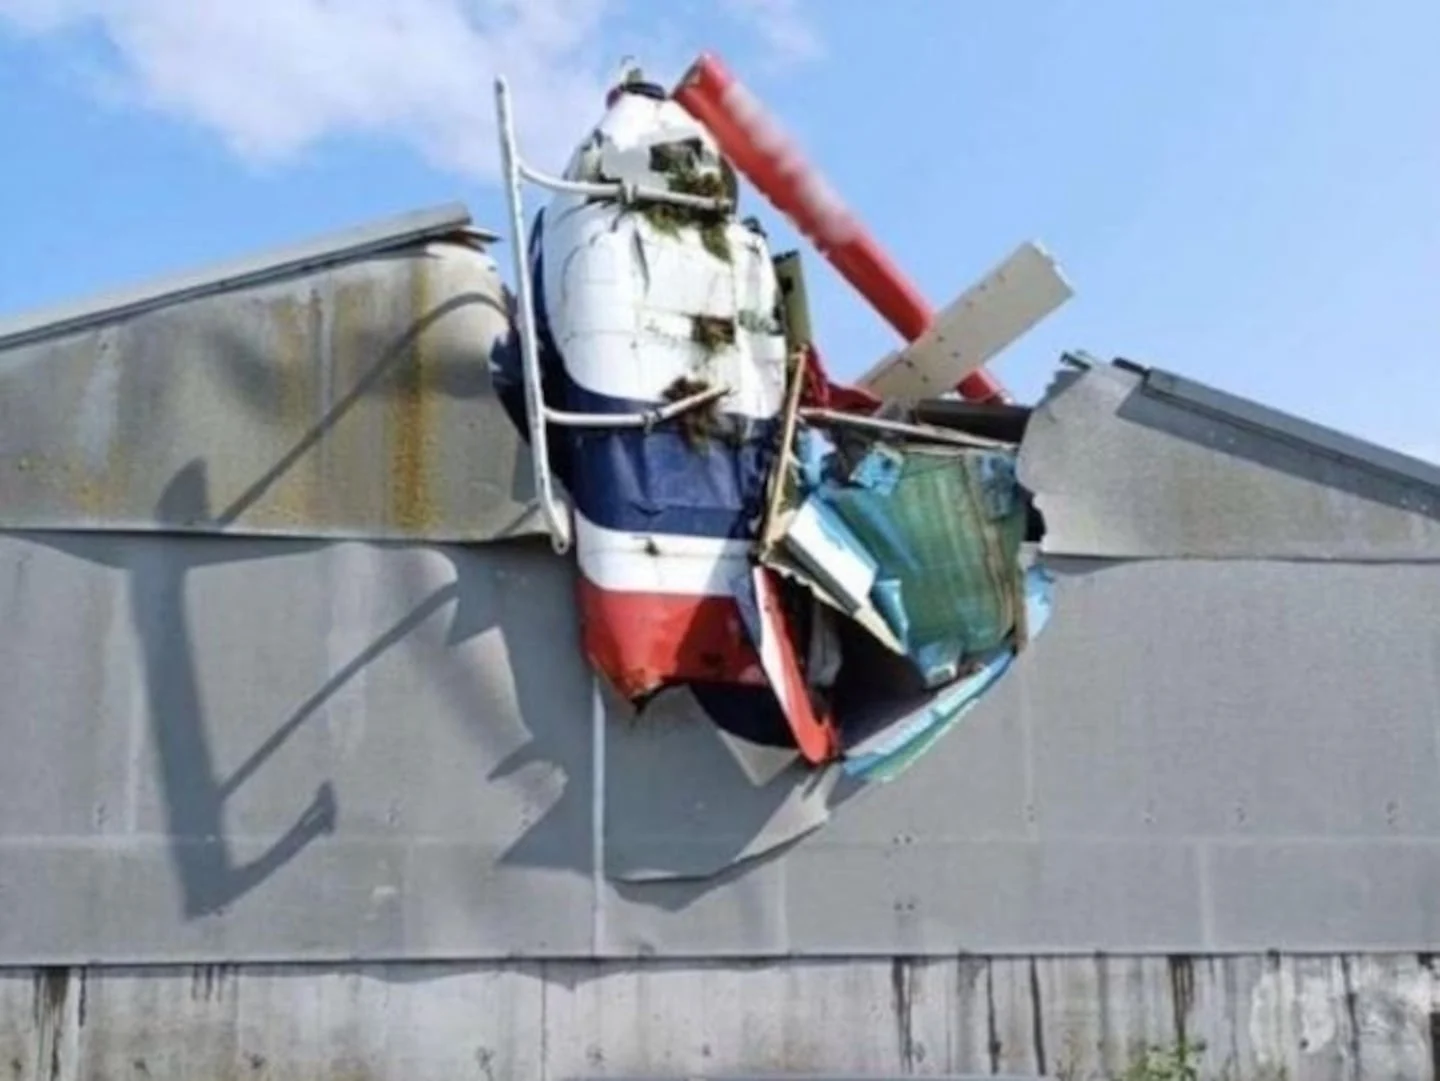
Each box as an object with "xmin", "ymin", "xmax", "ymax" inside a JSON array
[
  {"xmin": 1126, "ymin": 359, "xmax": 1440, "ymax": 496},
  {"xmin": 0, "ymin": 201, "xmax": 492, "ymax": 351}
]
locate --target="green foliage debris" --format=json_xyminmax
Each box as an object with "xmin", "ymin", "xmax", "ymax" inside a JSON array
[
  {"xmin": 640, "ymin": 140, "xmax": 736, "ymax": 263},
  {"xmin": 690, "ymin": 314, "xmax": 736, "ymax": 354}
]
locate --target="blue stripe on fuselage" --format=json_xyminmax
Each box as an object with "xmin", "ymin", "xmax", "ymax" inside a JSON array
[{"xmin": 492, "ymin": 208, "xmax": 779, "ymax": 541}]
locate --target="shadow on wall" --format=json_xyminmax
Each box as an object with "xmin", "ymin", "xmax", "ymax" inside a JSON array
[
  {"xmin": 31, "ymin": 464, "xmax": 339, "ymax": 918},
  {"xmin": 199, "ymin": 278, "xmax": 538, "ymax": 532},
  {"xmin": 23, "ymin": 466, "xmax": 595, "ymax": 925},
  {"xmin": 415, "ymin": 538, "xmax": 598, "ymax": 883},
  {"xmin": 140, "ymin": 465, "xmax": 338, "ymax": 917},
  {"xmin": 12, "ymin": 273, "xmax": 541, "ymax": 920},
  {"xmin": 27, "ymin": 488, "xmax": 810, "ymax": 923},
  {"xmin": 5, "ymin": 265, "xmax": 606, "ymax": 926}
]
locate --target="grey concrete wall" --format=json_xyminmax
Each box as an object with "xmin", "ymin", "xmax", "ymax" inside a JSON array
[{"xmin": 1, "ymin": 954, "xmax": 1433, "ymax": 1081}]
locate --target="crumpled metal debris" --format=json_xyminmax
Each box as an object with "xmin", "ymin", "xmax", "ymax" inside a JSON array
[
  {"xmin": 748, "ymin": 398, "xmax": 1041, "ymax": 776},
  {"xmin": 773, "ymin": 425, "xmax": 1029, "ymax": 683},
  {"xmin": 496, "ymin": 226, "xmax": 1051, "ymax": 783},
  {"xmin": 841, "ymin": 562, "xmax": 1053, "ymax": 783}
]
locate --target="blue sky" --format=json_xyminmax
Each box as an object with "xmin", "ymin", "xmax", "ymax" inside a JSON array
[{"xmin": 1, "ymin": 0, "xmax": 1436, "ymax": 460}]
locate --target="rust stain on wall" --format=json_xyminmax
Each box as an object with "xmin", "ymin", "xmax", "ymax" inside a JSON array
[
  {"xmin": 388, "ymin": 259, "xmax": 438, "ymax": 535},
  {"xmin": 263, "ymin": 293, "xmax": 321, "ymax": 530}
]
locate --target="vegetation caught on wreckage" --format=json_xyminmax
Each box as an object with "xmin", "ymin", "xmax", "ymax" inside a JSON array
[
  {"xmin": 690, "ymin": 313, "xmax": 736, "ymax": 354},
  {"xmin": 641, "ymin": 138, "xmax": 736, "ymax": 263},
  {"xmin": 661, "ymin": 374, "xmax": 725, "ymax": 449}
]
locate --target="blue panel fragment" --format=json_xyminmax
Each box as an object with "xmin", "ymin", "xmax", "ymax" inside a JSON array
[
  {"xmin": 843, "ymin": 564, "xmax": 1055, "ymax": 783},
  {"xmin": 975, "ymin": 450, "xmax": 1019, "ymax": 520},
  {"xmin": 782, "ymin": 425, "xmax": 1027, "ymax": 685},
  {"xmin": 849, "ymin": 444, "xmax": 904, "ymax": 495},
  {"xmin": 793, "ymin": 426, "xmax": 834, "ymax": 489},
  {"xmin": 784, "ymin": 494, "xmax": 880, "ymax": 609}
]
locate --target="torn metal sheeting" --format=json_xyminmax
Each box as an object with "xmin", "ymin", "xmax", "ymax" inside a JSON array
[
  {"xmin": 715, "ymin": 724, "xmax": 802, "ymax": 787},
  {"xmin": 605, "ymin": 685, "xmax": 840, "ymax": 883},
  {"xmin": 0, "ymin": 203, "xmax": 487, "ymax": 351},
  {"xmin": 824, "ymin": 444, "xmax": 1027, "ymax": 676},
  {"xmin": 778, "ymin": 496, "xmax": 881, "ymax": 616},
  {"xmin": 1020, "ymin": 361, "xmax": 1440, "ymax": 560},
  {"xmin": 734, "ymin": 565, "xmax": 841, "ymax": 765},
  {"xmin": 0, "ymin": 234, "xmax": 546, "ymax": 542},
  {"xmin": 842, "ymin": 563, "xmax": 1054, "ymax": 783},
  {"xmin": 858, "ymin": 241, "xmax": 1073, "ymax": 401},
  {"xmin": 765, "ymin": 424, "xmax": 1029, "ymax": 693},
  {"xmin": 757, "ymin": 543, "xmax": 904, "ymax": 654},
  {"xmin": 749, "ymin": 409, "xmax": 1039, "ymax": 781}
]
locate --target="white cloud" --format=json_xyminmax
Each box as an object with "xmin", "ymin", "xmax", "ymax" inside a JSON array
[{"xmin": 0, "ymin": 0, "xmax": 824, "ymax": 180}]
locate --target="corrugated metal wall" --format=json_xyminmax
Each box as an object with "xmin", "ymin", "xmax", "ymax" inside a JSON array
[{"xmin": 1, "ymin": 954, "xmax": 1433, "ymax": 1080}]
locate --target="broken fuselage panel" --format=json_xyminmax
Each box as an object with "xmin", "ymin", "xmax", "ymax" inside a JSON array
[
  {"xmin": 527, "ymin": 77, "xmax": 839, "ymax": 751},
  {"xmin": 499, "ymin": 68, "xmax": 1059, "ymax": 780}
]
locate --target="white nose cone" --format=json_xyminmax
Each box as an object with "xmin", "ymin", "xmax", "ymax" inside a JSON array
[{"xmin": 562, "ymin": 72, "xmax": 732, "ymax": 199}]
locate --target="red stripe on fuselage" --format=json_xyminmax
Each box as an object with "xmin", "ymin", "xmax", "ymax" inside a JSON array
[{"xmin": 576, "ymin": 578, "xmax": 767, "ymax": 700}]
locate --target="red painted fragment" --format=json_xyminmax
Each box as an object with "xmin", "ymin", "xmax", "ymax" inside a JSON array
[{"xmin": 750, "ymin": 567, "xmax": 840, "ymax": 765}]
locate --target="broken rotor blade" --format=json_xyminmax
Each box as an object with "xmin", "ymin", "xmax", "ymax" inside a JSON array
[
  {"xmin": 859, "ymin": 241, "xmax": 1073, "ymax": 403},
  {"xmin": 672, "ymin": 51, "xmax": 1010, "ymax": 404}
]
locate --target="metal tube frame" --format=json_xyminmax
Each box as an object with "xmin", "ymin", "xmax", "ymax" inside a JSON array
[
  {"xmin": 494, "ymin": 76, "xmax": 734, "ymax": 555},
  {"xmin": 798, "ymin": 407, "xmax": 1010, "ymax": 449}
]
